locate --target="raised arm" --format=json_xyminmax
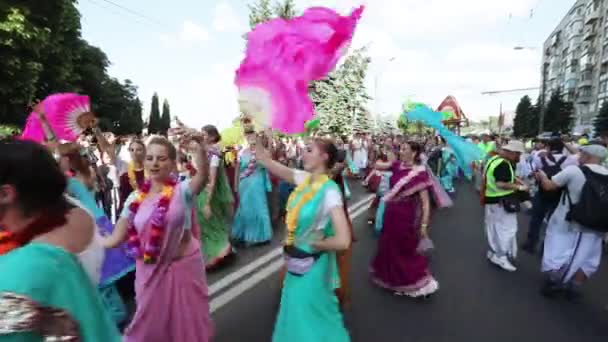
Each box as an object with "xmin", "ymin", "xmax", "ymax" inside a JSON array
[
  {"xmin": 189, "ymin": 137, "xmax": 210, "ymax": 196},
  {"xmin": 202, "ymin": 156, "xmax": 219, "ymax": 219},
  {"xmin": 255, "ymin": 136, "xmax": 296, "ymax": 185}
]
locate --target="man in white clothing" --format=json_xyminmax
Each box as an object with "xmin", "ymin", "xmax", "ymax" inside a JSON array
[{"xmin": 536, "ymin": 144, "xmax": 608, "ymax": 298}]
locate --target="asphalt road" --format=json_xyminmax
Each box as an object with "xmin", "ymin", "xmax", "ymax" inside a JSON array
[{"xmin": 208, "ymin": 180, "xmax": 608, "ymax": 342}]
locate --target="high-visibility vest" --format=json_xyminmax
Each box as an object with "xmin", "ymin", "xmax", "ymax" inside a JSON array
[{"xmin": 484, "ymin": 155, "xmax": 515, "ymax": 198}]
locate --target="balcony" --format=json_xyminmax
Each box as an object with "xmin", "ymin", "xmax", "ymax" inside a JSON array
[
  {"xmin": 585, "ymin": 9, "xmax": 599, "ymax": 24},
  {"xmin": 583, "ymin": 62, "xmax": 595, "ymax": 71},
  {"xmin": 584, "ymin": 27, "xmax": 597, "ymax": 40},
  {"xmin": 579, "ymin": 78, "xmax": 593, "ymax": 88},
  {"xmin": 577, "ymin": 93, "xmax": 593, "ymax": 103}
]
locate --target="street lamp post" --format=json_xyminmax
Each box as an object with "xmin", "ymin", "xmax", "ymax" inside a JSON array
[{"xmin": 513, "ymin": 46, "xmax": 545, "ymax": 134}]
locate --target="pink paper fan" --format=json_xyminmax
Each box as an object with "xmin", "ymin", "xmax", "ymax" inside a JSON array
[
  {"xmin": 21, "ymin": 93, "xmax": 91, "ymax": 143},
  {"xmin": 236, "ymin": 5, "xmax": 364, "ymax": 134}
]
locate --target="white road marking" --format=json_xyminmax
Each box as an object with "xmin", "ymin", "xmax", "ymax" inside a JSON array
[
  {"xmin": 209, "ymin": 195, "xmax": 373, "ymax": 313},
  {"xmin": 209, "ymin": 194, "xmax": 374, "ymax": 297}
]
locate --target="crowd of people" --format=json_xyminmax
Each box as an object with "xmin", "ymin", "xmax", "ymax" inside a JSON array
[{"xmin": 1, "ymin": 106, "xmax": 607, "ymax": 341}]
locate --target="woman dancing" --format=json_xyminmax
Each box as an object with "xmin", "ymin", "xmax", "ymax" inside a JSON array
[
  {"xmin": 370, "ymin": 141, "xmax": 439, "ymax": 298},
  {"xmin": 197, "ymin": 125, "xmax": 235, "ymax": 269},
  {"xmin": 102, "ymin": 136, "xmax": 213, "ymax": 342},
  {"xmin": 232, "ymin": 122, "xmax": 273, "ymax": 246},
  {"xmin": 256, "ymin": 137, "xmax": 352, "ymax": 341}
]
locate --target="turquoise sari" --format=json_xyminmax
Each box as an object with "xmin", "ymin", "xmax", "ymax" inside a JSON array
[
  {"xmin": 273, "ymin": 180, "xmax": 349, "ymax": 342},
  {"xmin": 0, "ymin": 243, "xmax": 120, "ymax": 341}
]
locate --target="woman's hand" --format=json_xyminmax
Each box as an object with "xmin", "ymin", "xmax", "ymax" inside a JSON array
[
  {"xmin": 203, "ymin": 203, "xmax": 212, "ymax": 220},
  {"xmin": 254, "ymin": 135, "xmax": 271, "ymax": 162},
  {"xmin": 420, "ymin": 224, "xmax": 429, "ymax": 237}
]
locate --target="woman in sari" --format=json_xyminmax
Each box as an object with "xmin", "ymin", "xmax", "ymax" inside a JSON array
[
  {"xmin": 232, "ymin": 123, "xmax": 272, "ymax": 245},
  {"xmin": 256, "ymin": 137, "xmax": 352, "ymax": 342},
  {"xmin": 57, "ymin": 143, "xmax": 134, "ymax": 324},
  {"xmin": 370, "ymin": 141, "xmax": 439, "ymax": 298},
  {"xmin": 102, "ymin": 136, "xmax": 212, "ymax": 342},
  {"xmin": 0, "ymin": 140, "xmax": 120, "ymax": 341},
  {"xmin": 198, "ymin": 125, "xmax": 235, "ymax": 269}
]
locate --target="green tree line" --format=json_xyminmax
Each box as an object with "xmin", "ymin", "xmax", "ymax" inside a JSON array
[{"xmin": 0, "ymin": 0, "xmax": 144, "ymax": 135}]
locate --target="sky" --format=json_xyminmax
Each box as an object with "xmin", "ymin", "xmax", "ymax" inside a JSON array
[{"xmin": 77, "ymin": 0, "xmax": 576, "ymax": 129}]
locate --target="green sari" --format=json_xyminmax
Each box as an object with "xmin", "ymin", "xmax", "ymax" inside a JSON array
[
  {"xmin": 197, "ymin": 156, "xmax": 235, "ymax": 268},
  {"xmin": 272, "ymin": 179, "xmax": 349, "ymax": 342},
  {"xmin": 0, "ymin": 243, "xmax": 120, "ymax": 341}
]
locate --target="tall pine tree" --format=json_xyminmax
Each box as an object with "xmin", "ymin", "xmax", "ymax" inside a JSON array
[
  {"xmin": 544, "ymin": 91, "xmax": 573, "ymax": 134},
  {"xmin": 513, "ymin": 95, "xmax": 533, "ymax": 137},
  {"xmin": 148, "ymin": 93, "xmax": 161, "ymax": 134},
  {"xmin": 160, "ymin": 99, "xmax": 171, "ymax": 135},
  {"xmin": 594, "ymin": 100, "xmax": 608, "ymax": 135}
]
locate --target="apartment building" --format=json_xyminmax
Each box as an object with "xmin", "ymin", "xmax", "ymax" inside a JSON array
[{"xmin": 541, "ymin": 0, "xmax": 608, "ymax": 132}]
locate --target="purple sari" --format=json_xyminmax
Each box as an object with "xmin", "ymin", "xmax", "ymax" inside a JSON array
[
  {"xmin": 123, "ymin": 181, "xmax": 212, "ymax": 342},
  {"xmin": 370, "ymin": 162, "xmax": 439, "ymax": 296}
]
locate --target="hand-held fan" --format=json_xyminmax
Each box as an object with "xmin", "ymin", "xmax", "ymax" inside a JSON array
[
  {"xmin": 21, "ymin": 93, "xmax": 94, "ymax": 143},
  {"xmin": 403, "ymin": 103, "xmax": 483, "ymax": 179},
  {"xmin": 235, "ymin": 5, "xmax": 364, "ymax": 134}
]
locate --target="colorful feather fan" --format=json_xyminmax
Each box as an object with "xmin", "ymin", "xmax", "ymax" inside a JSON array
[
  {"xmin": 21, "ymin": 93, "xmax": 94, "ymax": 143},
  {"xmin": 235, "ymin": 5, "xmax": 364, "ymax": 134}
]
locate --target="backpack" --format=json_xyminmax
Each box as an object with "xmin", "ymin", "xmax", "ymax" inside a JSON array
[
  {"xmin": 539, "ymin": 154, "xmax": 567, "ymax": 206},
  {"xmin": 565, "ymin": 166, "xmax": 608, "ymax": 232}
]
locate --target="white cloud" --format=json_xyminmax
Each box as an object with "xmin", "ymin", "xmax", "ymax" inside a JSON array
[
  {"xmin": 179, "ymin": 20, "xmax": 210, "ymax": 42},
  {"xmin": 212, "ymin": 1, "xmax": 246, "ymax": 33}
]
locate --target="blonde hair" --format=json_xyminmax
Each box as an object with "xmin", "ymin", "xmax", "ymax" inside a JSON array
[{"xmin": 147, "ymin": 135, "xmax": 177, "ymax": 161}]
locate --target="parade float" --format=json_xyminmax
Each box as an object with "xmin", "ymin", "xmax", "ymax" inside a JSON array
[{"xmin": 436, "ymin": 95, "xmax": 469, "ymax": 135}]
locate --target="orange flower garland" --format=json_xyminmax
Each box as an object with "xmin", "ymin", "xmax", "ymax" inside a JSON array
[
  {"xmin": 126, "ymin": 179, "xmax": 176, "ymax": 264},
  {"xmin": 127, "ymin": 163, "xmax": 148, "ymax": 191},
  {"xmin": 0, "ymin": 231, "xmax": 19, "ymax": 255},
  {"xmin": 285, "ymin": 175, "xmax": 329, "ymax": 246}
]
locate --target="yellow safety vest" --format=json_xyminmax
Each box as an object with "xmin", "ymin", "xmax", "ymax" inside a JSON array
[{"xmin": 484, "ymin": 155, "xmax": 515, "ymax": 198}]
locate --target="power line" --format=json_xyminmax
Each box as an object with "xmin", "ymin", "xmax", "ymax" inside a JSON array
[
  {"xmin": 481, "ymin": 87, "xmax": 540, "ymax": 95},
  {"xmin": 86, "ymin": 0, "xmax": 167, "ymax": 29}
]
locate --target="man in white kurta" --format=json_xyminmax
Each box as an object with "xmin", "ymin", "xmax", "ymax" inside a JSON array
[{"xmin": 537, "ymin": 144, "xmax": 608, "ymax": 297}]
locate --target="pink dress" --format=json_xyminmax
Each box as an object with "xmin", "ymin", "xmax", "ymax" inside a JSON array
[{"xmin": 122, "ymin": 181, "xmax": 212, "ymax": 342}]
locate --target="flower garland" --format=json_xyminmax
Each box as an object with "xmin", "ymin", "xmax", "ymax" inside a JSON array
[
  {"xmin": 126, "ymin": 178, "xmax": 177, "ymax": 264},
  {"xmin": 284, "ymin": 174, "xmax": 329, "ymax": 246},
  {"xmin": 0, "ymin": 231, "xmax": 19, "ymax": 255},
  {"xmin": 240, "ymin": 149, "xmax": 257, "ymax": 180},
  {"xmin": 127, "ymin": 163, "xmax": 148, "ymax": 192}
]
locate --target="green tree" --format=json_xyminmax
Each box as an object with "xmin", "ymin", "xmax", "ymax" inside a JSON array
[
  {"xmin": 513, "ymin": 95, "xmax": 533, "ymax": 137},
  {"xmin": 148, "ymin": 93, "xmax": 161, "ymax": 134},
  {"xmin": 0, "ymin": 0, "xmax": 144, "ymax": 134},
  {"xmin": 248, "ymin": 0, "xmax": 273, "ymax": 28},
  {"xmin": 244, "ymin": 1, "xmax": 372, "ymax": 135},
  {"xmin": 160, "ymin": 99, "xmax": 171, "ymax": 135},
  {"xmin": 544, "ymin": 91, "xmax": 574, "ymax": 134},
  {"xmin": 594, "ymin": 100, "xmax": 608, "ymax": 135},
  {"xmin": 273, "ymin": 0, "xmax": 296, "ymax": 19},
  {"xmin": 312, "ymin": 47, "xmax": 372, "ymax": 135}
]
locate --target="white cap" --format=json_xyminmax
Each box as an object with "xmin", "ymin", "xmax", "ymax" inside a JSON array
[{"xmin": 501, "ymin": 140, "xmax": 525, "ymax": 154}]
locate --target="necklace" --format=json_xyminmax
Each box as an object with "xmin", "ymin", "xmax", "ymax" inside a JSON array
[
  {"xmin": 127, "ymin": 162, "xmax": 148, "ymax": 191},
  {"xmin": 126, "ymin": 178, "xmax": 176, "ymax": 264},
  {"xmin": 285, "ymin": 174, "xmax": 329, "ymax": 246}
]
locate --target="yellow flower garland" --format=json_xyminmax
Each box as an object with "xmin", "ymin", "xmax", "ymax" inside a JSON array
[
  {"xmin": 127, "ymin": 162, "xmax": 148, "ymax": 191},
  {"xmin": 285, "ymin": 174, "xmax": 329, "ymax": 246}
]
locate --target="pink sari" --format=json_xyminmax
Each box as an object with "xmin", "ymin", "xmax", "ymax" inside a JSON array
[{"xmin": 124, "ymin": 182, "xmax": 212, "ymax": 342}]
